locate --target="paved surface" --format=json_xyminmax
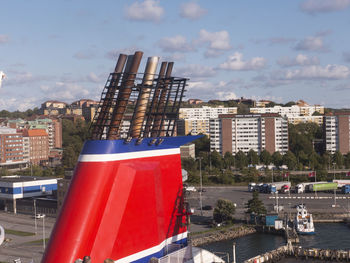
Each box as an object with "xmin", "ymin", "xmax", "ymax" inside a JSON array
[
  {"xmin": 186, "ymin": 186, "xmax": 350, "ymax": 232},
  {"xmin": 1, "ymin": 186, "xmax": 349, "ymax": 262},
  {"xmin": 0, "ymin": 212, "xmax": 55, "ymax": 263}
]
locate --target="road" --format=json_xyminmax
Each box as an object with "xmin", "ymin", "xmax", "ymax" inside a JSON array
[
  {"xmin": 186, "ymin": 186, "xmax": 350, "ymax": 232},
  {"xmin": 0, "ymin": 212, "xmax": 55, "ymax": 263}
]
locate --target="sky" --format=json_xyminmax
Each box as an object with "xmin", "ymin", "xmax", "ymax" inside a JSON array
[{"xmin": 1, "ymin": 0, "xmax": 350, "ymax": 111}]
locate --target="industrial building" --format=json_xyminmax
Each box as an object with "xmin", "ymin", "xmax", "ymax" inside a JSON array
[
  {"xmin": 0, "ymin": 175, "xmax": 58, "ymax": 214},
  {"xmin": 210, "ymin": 114, "xmax": 288, "ymax": 155}
]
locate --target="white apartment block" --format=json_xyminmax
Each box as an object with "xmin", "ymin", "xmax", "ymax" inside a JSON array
[
  {"xmin": 250, "ymin": 105, "xmax": 324, "ymax": 125},
  {"xmin": 178, "ymin": 106, "xmax": 237, "ymax": 136},
  {"xmin": 324, "ymin": 113, "xmax": 350, "ymax": 154},
  {"xmin": 210, "ymin": 114, "xmax": 288, "ymax": 155}
]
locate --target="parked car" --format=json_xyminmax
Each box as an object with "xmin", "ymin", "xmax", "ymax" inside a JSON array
[
  {"xmin": 202, "ymin": 205, "xmax": 213, "ymax": 210},
  {"xmin": 35, "ymin": 214, "xmax": 45, "ymax": 219}
]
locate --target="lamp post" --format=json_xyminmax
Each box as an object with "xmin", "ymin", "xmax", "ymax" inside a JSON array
[
  {"xmin": 33, "ymin": 199, "xmax": 37, "ymax": 235},
  {"xmin": 196, "ymin": 157, "xmax": 203, "ymax": 216},
  {"xmin": 42, "ymin": 214, "xmax": 46, "ymax": 251}
]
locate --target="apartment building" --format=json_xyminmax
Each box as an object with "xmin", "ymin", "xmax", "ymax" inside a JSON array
[
  {"xmin": 178, "ymin": 106, "xmax": 238, "ymax": 136},
  {"xmin": 0, "ymin": 127, "xmax": 26, "ymax": 168},
  {"xmin": 210, "ymin": 114, "xmax": 288, "ymax": 155},
  {"xmin": 23, "ymin": 129, "xmax": 49, "ymax": 165},
  {"xmin": 40, "ymin": 100, "xmax": 67, "ymax": 115},
  {"xmin": 324, "ymin": 113, "xmax": 350, "ymax": 154},
  {"xmin": 250, "ymin": 104, "xmax": 324, "ymax": 125}
]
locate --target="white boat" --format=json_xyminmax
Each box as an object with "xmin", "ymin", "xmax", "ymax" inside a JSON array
[{"xmin": 295, "ymin": 204, "xmax": 315, "ymax": 235}]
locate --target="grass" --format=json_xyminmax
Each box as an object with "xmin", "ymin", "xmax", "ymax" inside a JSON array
[
  {"xmin": 4, "ymin": 229, "xmax": 35, "ymax": 236},
  {"xmin": 27, "ymin": 238, "xmax": 49, "ymax": 244}
]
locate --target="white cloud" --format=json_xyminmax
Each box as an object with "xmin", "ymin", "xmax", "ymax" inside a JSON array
[
  {"xmin": 180, "ymin": 2, "xmax": 207, "ymax": 20},
  {"xmin": 197, "ymin": 29, "xmax": 231, "ymax": 57},
  {"xmin": 282, "ymin": 65, "xmax": 350, "ymax": 80},
  {"xmin": 41, "ymin": 82, "xmax": 90, "ymax": 101},
  {"xmin": 277, "ymin": 54, "xmax": 319, "ymax": 67},
  {"xmin": 0, "ymin": 97, "xmax": 39, "ymax": 111},
  {"xmin": 300, "ymin": 0, "xmax": 350, "ymax": 14},
  {"xmin": 158, "ymin": 35, "xmax": 194, "ymax": 53},
  {"xmin": 124, "ymin": 0, "xmax": 164, "ymax": 22},
  {"xmin": 216, "ymin": 91, "xmax": 237, "ymax": 100},
  {"xmin": 0, "ymin": 35, "xmax": 9, "ymax": 44},
  {"xmin": 295, "ymin": 36, "xmax": 328, "ymax": 52},
  {"xmin": 219, "ymin": 52, "xmax": 267, "ymax": 71},
  {"xmin": 175, "ymin": 64, "xmax": 215, "ymax": 80}
]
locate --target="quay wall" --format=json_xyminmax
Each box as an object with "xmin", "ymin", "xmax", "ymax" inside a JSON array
[
  {"xmin": 244, "ymin": 245, "xmax": 350, "ymax": 263},
  {"xmin": 190, "ymin": 225, "xmax": 256, "ymax": 246}
]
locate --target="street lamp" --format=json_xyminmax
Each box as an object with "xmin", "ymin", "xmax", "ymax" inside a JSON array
[
  {"xmin": 33, "ymin": 199, "xmax": 37, "ymax": 235},
  {"xmin": 196, "ymin": 157, "xmax": 203, "ymax": 216},
  {"xmin": 333, "ymin": 162, "xmax": 337, "ymax": 207},
  {"xmin": 42, "ymin": 214, "xmax": 46, "ymax": 251}
]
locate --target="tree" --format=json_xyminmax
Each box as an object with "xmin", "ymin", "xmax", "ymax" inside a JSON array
[
  {"xmin": 246, "ymin": 191, "xmax": 267, "ymax": 215},
  {"xmin": 260, "ymin": 150, "xmax": 271, "ymax": 166},
  {"xmin": 271, "ymin": 152, "xmax": 283, "ymax": 167},
  {"xmin": 282, "ymin": 151, "xmax": 297, "ymax": 170},
  {"xmin": 210, "ymin": 150, "xmax": 224, "ymax": 169},
  {"xmin": 235, "ymin": 151, "xmax": 248, "ymax": 169},
  {"xmin": 247, "ymin": 149, "xmax": 259, "ymax": 165},
  {"xmin": 223, "ymin": 151, "xmax": 235, "ymax": 169},
  {"xmin": 333, "ymin": 151, "xmax": 344, "ymax": 168},
  {"xmin": 213, "ymin": 199, "xmax": 236, "ymax": 224},
  {"xmin": 193, "ymin": 134, "xmax": 210, "ymax": 153}
]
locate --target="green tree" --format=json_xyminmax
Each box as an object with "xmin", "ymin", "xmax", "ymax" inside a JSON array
[
  {"xmin": 260, "ymin": 150, "xmax": 271, "ymax": 166},
  {"xmin": 235, "ymin": 151, "xmax": 248, "ymax": 169},
  {"xmin": 333, "ymin": 151, "xmax": 344, "ymax": 168},
  {"xmin": 213, "ymin": 199, "xmax": 236, "ymax": 224},
  {"xmin": 272, "ymin": 152, "xmax": 283, "ymax": 167},
  {"xmin": 246, "ymin": 191, "xmax": 267, "ymax": 215},
  {"xmin": 193, "ymin": 134, "xmax": 210, "ymax": 153},
  {"xmin": 282, "ymin": 151, "xmax": 297, "ymax": 170},
  {"xmin": 223, "ymin": 151, "xmax": 235, "ymax": 169},
  {"xmin": 247, "ymin": 149, "xmax": 259, "ymax": 165},
  {"xmin": 210, "ymin": 150, "xmax": 224, "ymax": 169}
]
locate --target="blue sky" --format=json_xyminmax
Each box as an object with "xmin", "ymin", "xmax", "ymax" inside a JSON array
[{"xmin": 1, "ymin": 0, "xmax": 350, "ymax": 111}]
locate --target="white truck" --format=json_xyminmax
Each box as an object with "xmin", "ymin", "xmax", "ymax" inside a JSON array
[
  {"xmin": 296, "ymin": 181, "xmax": 327, "ymax": 193},
  {"xmin": 333, "ymin": 179, "xmax": 350, "ymax": 187}
]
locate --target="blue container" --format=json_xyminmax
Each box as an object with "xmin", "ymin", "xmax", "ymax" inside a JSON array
[{"xmin": 265, "ymin": 214, "xmax": 278, "ymax": 226}]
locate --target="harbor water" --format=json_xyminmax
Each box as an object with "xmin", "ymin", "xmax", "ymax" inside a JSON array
[{"xmin": 200, "ymin": 223, "xmax": 350, "ymax": 263}]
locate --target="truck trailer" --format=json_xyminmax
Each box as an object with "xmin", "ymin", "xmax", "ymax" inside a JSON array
[{"xmin": 309, "ymin": 182, "xmax": 338, "ymax": 192}]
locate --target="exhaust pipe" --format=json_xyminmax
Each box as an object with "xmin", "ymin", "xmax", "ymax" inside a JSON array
[
  {"xmin": 92, "ymin": 54, "xmax": 127, "ymax": 140},
  {"xmin": 107, "ymin": 51, "xmax": 143, "ymax": 140},
  {"xmin": 130, "ymin": 56, "xmax": 159, "ymax": 138}
]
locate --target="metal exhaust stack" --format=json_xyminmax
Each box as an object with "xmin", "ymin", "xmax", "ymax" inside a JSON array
[
  {"xmin": 151, "ymin": 62, "xmax": 174, "ymax": 137},
  {"xmin": 107, "ymin": 51, "xmax": 143, "ymax": 140},
  {"xmin": 92, "ymin": 54, "xmax": 127, "ymax": 140},
  {"xmin": 143, "ymin": 61, "xmax": 168, "ymax": 137},
  {"xmin": 130, "ymin": 56, "xmax": 159, "ymax": 138}
]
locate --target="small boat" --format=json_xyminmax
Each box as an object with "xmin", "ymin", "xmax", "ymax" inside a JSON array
[{"xmin": 294, "ymin": 204, "xmax": 315, "ymax": 235}]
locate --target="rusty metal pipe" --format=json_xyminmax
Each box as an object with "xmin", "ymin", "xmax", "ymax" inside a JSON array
[
  {"xmin": 130, "ymin": 56, "xmax": 159, "ymax": 138},
  {"xmin": 151, "ymin": 62, "xmax": 174, "ymax": 137},
  {"xmin": 92, "ymin": 54, "xmax": 127, "ymax": 140},
  {"xmin": 107, "ymin": 51, "xmax": 143, "ymax": 140},
  {"xmin": 143, "ymin": 61, "xmax": 167, "ymax": 137}
]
